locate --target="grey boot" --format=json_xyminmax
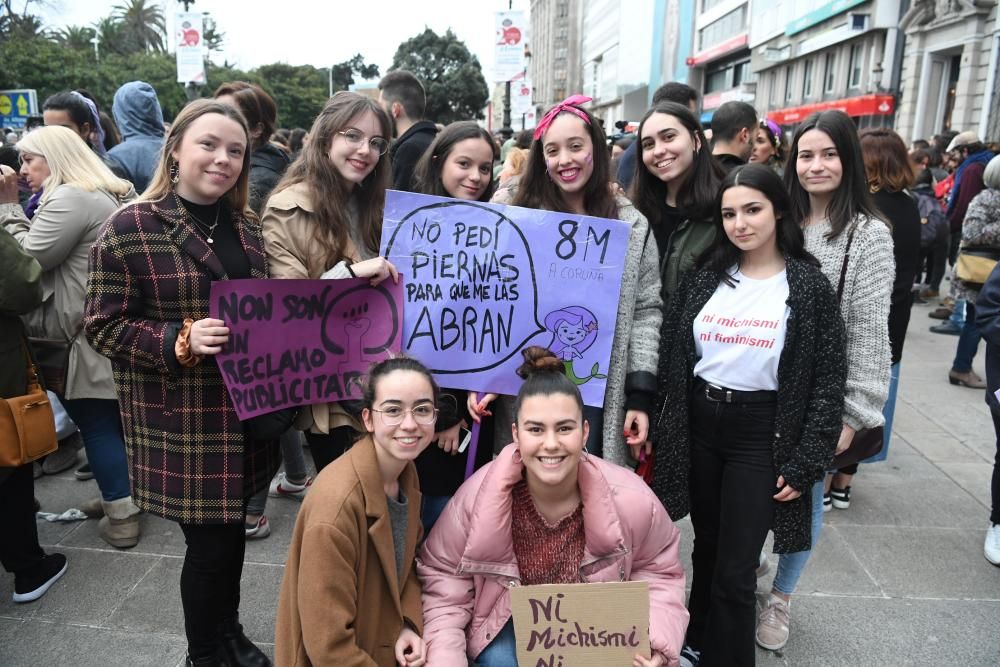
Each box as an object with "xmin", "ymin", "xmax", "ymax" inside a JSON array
[{"xmin": 98, "ymin": 497, "xmax": 141, "ymax": 548}]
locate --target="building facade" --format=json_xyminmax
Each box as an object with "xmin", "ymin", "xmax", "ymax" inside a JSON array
[
  {"xmin": 750, "ymin": 0, "xmax": 904, "ymax": 131},
  {"xmin": 686, "ymin": 0, "xmax": 756, "ymax": 126},
  {"xmin": 895, "ymin": 0, "xmax": 999, "ymax": 142},
  {"xmin": 530, "ymin": 0, "xmax": 583, "ymax": 118},
  {"xmin": 579, "ymin": 0, "xmax": 657, "ymax": 124}
]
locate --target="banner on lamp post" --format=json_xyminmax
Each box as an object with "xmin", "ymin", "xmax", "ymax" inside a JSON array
[
  {"xmin": 494, "ymin": 10, "xmax": 527, "ymax": 82},
  {"xmin": 512, "ymin": 75, "xmax": 533, "ymax": 115},
  {"xmin": 176, "ymin": 12, "xmax": 206, "ymax": 84}
]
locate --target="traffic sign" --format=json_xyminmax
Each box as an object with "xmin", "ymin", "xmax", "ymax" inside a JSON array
[{"xmin": 0, "ymin": 89, "xmax": 39, "ymax": 130}]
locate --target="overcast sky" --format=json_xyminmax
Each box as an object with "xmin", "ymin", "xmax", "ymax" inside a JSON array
[{"xmin": 35, "ymin": 0, "xmax": 530, "ymax": 81}]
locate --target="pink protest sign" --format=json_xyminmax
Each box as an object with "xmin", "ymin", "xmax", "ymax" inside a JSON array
[{"xmin": 209, "ymin": 278, "xmax": 403, "ymax": 420}]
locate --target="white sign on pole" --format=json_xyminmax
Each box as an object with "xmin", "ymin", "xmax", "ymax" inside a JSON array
[
  {"xmin": 494, "ymin": 10, "xmax": 527, "ymax": 83},
  {"xmin": 512, "ymin": 75, "xmax": 533, "ymax": 115},
  {"xmin": 176, "ymin": 12, "xmax": 206, "ymax": 84}
]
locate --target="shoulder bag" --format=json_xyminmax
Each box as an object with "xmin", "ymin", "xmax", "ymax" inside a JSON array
[{"xmin": 0, "ymin": 339, "xmax": 58, "ymax": 467}]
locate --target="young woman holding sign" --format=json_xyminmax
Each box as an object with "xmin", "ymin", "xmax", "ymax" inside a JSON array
[
  {"xmin": 651, "ymin": 164, "xmax": 846, "ymax": 666},
  {"xmin": 419, "ymin": 346, "xmax": 687, "ymax": 666},
  {"xmin": 85, "ymin": 99, "xmax": 279, "ymax": 666},
  {"xmin": 409, "ymin": 121, "xmax": 499, "ymax": 531},
  {"xmin": 754, "ymin": 111, "xmax": 892, "ymax": 653},
  {"xmin": 276, "ymin": 356, "xmax": 433, "ymax": 667},
  {"xmin": 261, "ymin": 91, "xmax": 400, "ymax": 473},
  {"xmin": 472, "ymin": 95, "xmax": 663, "ymax": 468}
]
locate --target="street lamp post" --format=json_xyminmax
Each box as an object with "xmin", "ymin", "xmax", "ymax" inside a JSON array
[{"xmin": 501, "ymin": 0, "xmax": 513, "ymax": 136}]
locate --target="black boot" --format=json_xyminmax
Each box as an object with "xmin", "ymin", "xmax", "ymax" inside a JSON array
[
  {"xmin": 185, "ymin": 655, "xmax": 222, "ymax": 667},
  {"xmin": 217, "ymin": 617, "xmax": 271, "ymax": 667}
]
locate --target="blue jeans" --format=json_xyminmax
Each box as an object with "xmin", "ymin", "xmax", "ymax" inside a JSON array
[
  {"xmin": 949, "ymin": 297, "xmax": 966, "ymax": 327},
  {"xmin": 61, "ymin": 398, "xmax": 130, "ymax": 502},
  {"xmin": 952, "ymin": 301, "xmax": 982, "ymax": 373},
  {"xmin": 866, "ymin": 362, "xmax": 900, "ymax": 463},
  {"xmin": 772, "ymin": 479, "xmax": 825, "ymax": 595},
  {"xmin": 246, "ymin": 429, "xmax": 309, "ymax": 516},
  {"xmin": 474, "ymin": 619, "xmax": 517, "ymax": 666},
  {"xmin": 421, "ymin": 494, "xmax": 451, "ymax": 536}
]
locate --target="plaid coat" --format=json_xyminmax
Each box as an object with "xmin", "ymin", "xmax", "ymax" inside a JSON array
[{"xmin": 84, "ymin": 194, "xmax": 279, "ymax": 524}]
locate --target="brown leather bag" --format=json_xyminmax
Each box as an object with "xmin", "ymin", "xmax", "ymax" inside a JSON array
[{"xmin": 0, "ymin": 341, "xmax": 58, "ymax": 467}]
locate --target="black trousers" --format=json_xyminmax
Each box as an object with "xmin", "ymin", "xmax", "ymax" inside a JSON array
[
  {"xmin": 178, "ymin": 522, "xmax": 247, "ymax": 659},
  {"xmin": 685, "ymin": 389, "xmax": 778, "ymax": 666},
  {"xmin": 991, "ymin": 408, "xmax": 1000, "ymax": 525},
  {"xmin": 305, "ymin": 425, "xmax": 360, "ymax": 473},
  {"xmin": 0, "ymin": 464, "xmax": 44, "ymax": 574}
]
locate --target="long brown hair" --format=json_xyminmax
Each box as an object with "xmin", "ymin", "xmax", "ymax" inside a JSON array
[
  {"xmin": 859, "ymin": 127, "xmax": 916, "ymax": 193},
  {"xmin": 513, "ymin": 103, "xmax": 617, "ymax": 219},
  {"xmin": 141, "ymin": 99, "xmax": 253, "ymax": 218},
  {"xmin": 272, "ymin": 91, "xmax": 391, "ymax": 267}
]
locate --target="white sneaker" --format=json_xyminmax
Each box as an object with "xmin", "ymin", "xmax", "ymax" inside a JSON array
[
  {"xmin": 985, "ymin": 523, "xmax": 1000, "ymax": 566},
  {"xmin": 268, "ymin": 472, "xmax": 313, "ymax": 500},
  {"xmin": 244, "ymin": 515, "xmax": 270, "ymax": 539},
  {"xmin": 756, "ymin": 594, "xmax": 790, "ymax": 650}
]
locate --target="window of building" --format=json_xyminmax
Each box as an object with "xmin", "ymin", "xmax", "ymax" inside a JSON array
[
  {"xmin": 698, "ymin": 6, "xmax": 747, "ymax": 52},
  {"xmin": 557, "ymin": 1, "xmax": 569, "ymax": 18},
  {"xmin": 823, "ymin": 52, "xmax": 837, "ymax": 94},
  {"xmin": 784, "ymin": 65, "xmax": 794, "ymax": 103},
  {"xmin": 769, "ymin": 70, "xmax": 778, "ymax": 105},
  {"xmin": 702, "ymin": 0, "xmax": 726, "ymax": 10},
  {"xmin": 848, "ymin": 43, "xmax": 864, "ymax": 89},
  {"xmin": 802, "ymin": 59, "xmax": 814, "ymax": 99},
  {"xmin": 733, "ymin": 60, "xmax": 750, "ymax": 86}
]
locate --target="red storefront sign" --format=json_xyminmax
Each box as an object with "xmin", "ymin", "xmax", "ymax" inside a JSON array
[
  {"xmin": 767, "ymin": 94, "xmax": 896, "ymax": 124},
  {"xmin": 686, "ymin": 33, "xmax": 749, "ymax": 67}
]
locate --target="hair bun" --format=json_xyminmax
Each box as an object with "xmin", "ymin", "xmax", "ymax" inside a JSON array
[{"xmin": 516, "ymin": 346, "xmax": 565, "ymax": 379}]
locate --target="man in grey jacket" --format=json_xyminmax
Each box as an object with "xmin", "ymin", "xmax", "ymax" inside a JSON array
[{"xmin": 106, "ymin": 81, "xmax": 164, "ymax": 195}]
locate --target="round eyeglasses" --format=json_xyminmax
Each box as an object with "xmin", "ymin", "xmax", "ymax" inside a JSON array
[
  {"xmin": 370, "ymin": 405, "xmax": 438, "ymax": 426},
  {"xmin": 337, "ymin": 129, "xmax": 390, "ymax": 156}
]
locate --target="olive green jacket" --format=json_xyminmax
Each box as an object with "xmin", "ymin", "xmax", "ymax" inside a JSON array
[
  {"xmin": 0, "ymin": 225, "xmax": 43, "ymax": 400},
  {"xmin": 659, "ymin": 216, "xmax": 716, "ymax": 302}
]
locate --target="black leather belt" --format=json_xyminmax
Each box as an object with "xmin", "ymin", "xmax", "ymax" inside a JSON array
[{"xmin": 694, "ymin": 378, "xmax": 777, "ymax": 404}]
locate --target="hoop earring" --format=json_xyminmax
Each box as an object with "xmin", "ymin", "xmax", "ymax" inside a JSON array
[{"xmin": 169, "ymin": 162, "xmax": 180, "ymax": 185}]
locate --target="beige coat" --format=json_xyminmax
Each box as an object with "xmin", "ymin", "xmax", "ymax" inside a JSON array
[
  {"xmin": 275, "ymin": 437, "xmax": 423, "ymax": 666},
  {"xmin": 261, "ymin": 183, "xmax": 371, "ymax": 433},
  {"xmin": 1, "ymin": 185, "xmax": 131, "ymax": 400}
]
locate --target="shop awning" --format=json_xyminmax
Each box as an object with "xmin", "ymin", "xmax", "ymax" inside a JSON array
[{"xmin": 767, "ymin": 94, "xmax": 895, "ymax": 124}]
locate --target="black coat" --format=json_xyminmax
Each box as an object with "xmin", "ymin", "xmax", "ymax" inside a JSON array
[
  {"xmin": 249, "ymin": 143, "xmax": 291, "ymax": 216},
  {"xmin": 389, "ymin": 121, "xmax": 438, "ymax": 192},
  {"xmin": 652, "ymin": 257, "xmax": 847, "ymax": 553},
  {"xmin": 975, "ymin": 262, "xmax": 1000, "ymax": 411},
  {"xmin": 874, "ymin": 189, "xmax": 921, "ymax": 364}
]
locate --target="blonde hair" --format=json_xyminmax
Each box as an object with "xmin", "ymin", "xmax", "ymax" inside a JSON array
[
  {"xmin": 17, "ymin": 125, "xmax": 132, "ymax": 205},
  {"xmin": 142, "ymin": 99, "xmax": 254, "ymax": 218},
  {"xmin": 500, "ymin": 148, "xmax": 529, "ymax": 180}
]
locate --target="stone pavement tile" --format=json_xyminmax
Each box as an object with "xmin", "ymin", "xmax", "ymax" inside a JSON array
[
  {"xmin": 0, "ymin": 617, "xmax": 188, "ymax": 667},
  {"xmin": 936, "ymin": 461, "xmax": 994, "ymax": 509},
  {"xmin": 103, "ymin": 554, "xmax": 284, "ymax": 646},
  {"xmin": 59, "ymin": 511, "xmax": 187, "ymax": 556},
  {"xmin": 244, "ymin": 495, "xmax": 303, "ymax": 565},
  {"xmin": 104, "ymin": 556, "xmax": 184, "ymax": 636},
  {"xmin": 32, "ymin": 475, "xmax": 99, "ymax": 546},
  {"xmin": 823, "ymin": 457, "xmax": 986, "ymax": 528},
  {"xmin": 12, "ymin": 547, "xmax": 161, "ymax": 625},
  {"xmin": 891, "ymin": 400, "xmax": 985, "ymax": 463},
  {"xmin": 758, "ymin": 524, "xmax": 883, "ymax": 598},
  {"xmin": 753, "ymin": 596, "xmax": 1000, "ymax": 666},
  {"xmin": 837, "ymin": 525, "xmax": 1000, "ymax": 600}
]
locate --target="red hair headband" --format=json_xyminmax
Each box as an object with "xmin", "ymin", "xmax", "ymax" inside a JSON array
[{"xmin": 533, "ymin": 94, "xmax": 593, "ymax": 140}]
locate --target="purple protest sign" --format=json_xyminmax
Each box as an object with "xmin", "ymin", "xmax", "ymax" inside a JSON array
[
  {"xmin": 381, "ymin": 191, "xmax": 629, "ymax": 407},
  {"xmin": 209, "ymin": 278, "xmax": 403, "ymax": 420}
]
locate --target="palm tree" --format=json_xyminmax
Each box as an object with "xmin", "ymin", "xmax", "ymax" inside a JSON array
[
  {"xmin": 112, "ymin": 0, "xmax": 166, "ymax": 53},
  {"xmin": 53, "ymin": 25, "xmax": 96, "ymax": 51}
]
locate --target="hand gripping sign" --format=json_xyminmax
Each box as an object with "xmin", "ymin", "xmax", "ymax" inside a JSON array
[
  {"xmin": 381, "ymin": 191, "xmax": 630, "ymax": 407},
  {"xmin": 210, "ymin": 278, "xmax": 403, "ymax": 420}
]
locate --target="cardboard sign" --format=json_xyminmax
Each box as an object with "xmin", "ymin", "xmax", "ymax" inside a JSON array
[
  {"xmin": 381, "ymin": 191, "xmax": 630, "ymax": 408},
  {"xmin": 510, "ymin": 581, "xmax": 650, "ymax": 667},
  {"xmin": 209, "ymin": 278, "xmax": 403, "ymax": 420}
]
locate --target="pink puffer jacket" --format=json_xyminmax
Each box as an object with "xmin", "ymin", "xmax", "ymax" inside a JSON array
[{"xmin": 417, "ymin": 444, "xmax": 688, "ymax": 666}]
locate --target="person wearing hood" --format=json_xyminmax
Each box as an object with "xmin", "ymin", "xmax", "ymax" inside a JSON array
[
  {"xmin": 378, "ymin": 70, "xmax": 438, "ymax": 191},
  {"xmin": 214, "ymin": 81, "xmax": 290, "ymax": 216},
  {"xmin": 106, "ymin": 82, "xmax": 165, "ymax": 195}
]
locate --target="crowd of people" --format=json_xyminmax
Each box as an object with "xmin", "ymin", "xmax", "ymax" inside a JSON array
[{"xmin": 1, "ymin": 70, "xmax": 998, "ymax": 667}]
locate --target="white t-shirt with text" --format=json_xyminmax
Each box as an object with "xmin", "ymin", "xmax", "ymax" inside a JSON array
[{"xmin": 692, "ymin": 269, "xmax": 790, "ymax": 391}]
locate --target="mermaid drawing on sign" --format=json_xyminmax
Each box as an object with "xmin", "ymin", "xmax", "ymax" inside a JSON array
[{"xmin": 543, "ymin": 306, "xmax": 607, "ymax": 385}]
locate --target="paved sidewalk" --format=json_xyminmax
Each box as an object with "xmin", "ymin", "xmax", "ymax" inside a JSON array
[{"xmin": 2, "ymin": 299, "xmax": 999, "ymax": 666}]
